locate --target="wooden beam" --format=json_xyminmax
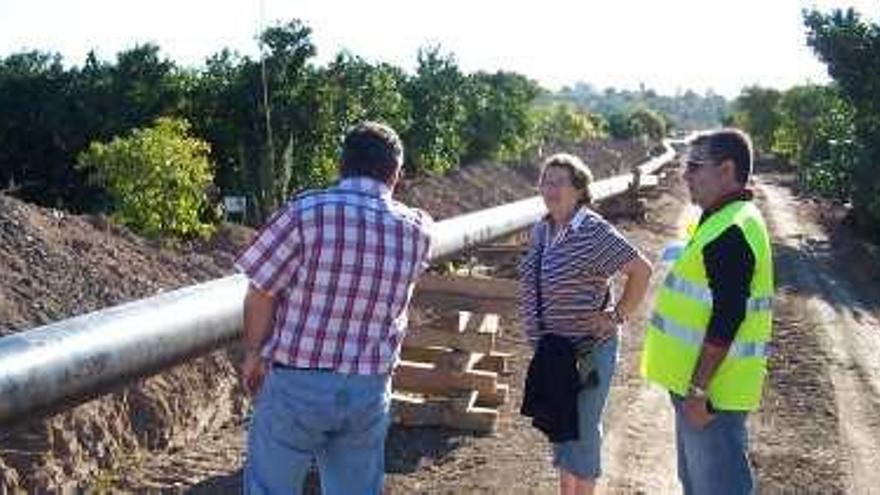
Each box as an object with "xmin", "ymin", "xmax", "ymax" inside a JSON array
[
  {"xmin": 475, "ymin": 383, "xmax": 509, "ymax": 409},
  {"xmin": 432, "ymin": 349, "xmax": 482, "ymax": 372},
  {"xmin": 399, "ymin": 346, "xmax": 447, "ymax": 364},
  {"xmin": 415, "ymin": 274, "xmax": 517, "ymax": 299},
  {"xmin": 410, "ymin": 310, "xmax": 499, "ymax": 335},
  {"xmin": 412, "ymin": 274, "xmax": 518, "ymax": 314},
  {"xmin": 393, "ymin": 360, "xmax": 498, "ymax": 399},
  {"xmin": 402, "ymin": 327, "xmax": 495, "ymax": 353},
  {"xmin": 391, "ymin": 392, "xmax": 498, "ymax": 434},
  {"xmin": 473, "ymin": 352, "xmax": 513, "ymax": 376},
  {"xmin": 401, "ymin": 348, "xmax": 513, "ymax": 376}
]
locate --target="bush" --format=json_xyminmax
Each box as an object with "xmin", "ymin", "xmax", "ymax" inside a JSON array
[{"xmin": 77, "ymin": 117, "xmax": 216, "ymax": 238}]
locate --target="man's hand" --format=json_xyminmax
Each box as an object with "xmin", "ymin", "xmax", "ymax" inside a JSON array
[
  {"xmin": 242, "ymin": 285, "xmax": 275, "ymax": 396},
  {"xmin": 683, "ymin": 395, "xmax": 715, "ymax": 429},
  {"xmin": 242, "ymin": 351, "xmax": 269, "ymax": 396}
]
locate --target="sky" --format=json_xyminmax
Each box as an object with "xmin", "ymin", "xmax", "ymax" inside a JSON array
[{"xmin": 0, "ymin": 0, "xmax": 878, "ymax": 99}]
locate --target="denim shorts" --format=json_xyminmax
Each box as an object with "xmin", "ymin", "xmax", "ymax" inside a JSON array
[
  {"xmin": 553, "ymin": 335, "xmax": 619, "ymax": 480},
  {"xmin": 671, "ymin": 395, "xmax": 753, "ymax": 495},
  {"xmin": 244, "ymin": 367, "xmax": 391, "ymax": 495}
]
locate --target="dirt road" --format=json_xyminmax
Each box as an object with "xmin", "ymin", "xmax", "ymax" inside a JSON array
[
  {"xmin": 750, "ymin": 174, "xmax": 880, "ymax": 493},
  {"xmin": 114, "ymin": 170, "xmax": 880, "ymax": 494}
]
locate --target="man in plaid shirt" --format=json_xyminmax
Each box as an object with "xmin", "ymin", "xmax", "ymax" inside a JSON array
[{"xmin": 236, "ymin": 122, "xmax": 433, "ymax": 494}]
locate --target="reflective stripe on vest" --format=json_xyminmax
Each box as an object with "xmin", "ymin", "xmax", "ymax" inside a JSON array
[
  {"xmin": 663, "ymin": 273, "xmax": 773, "ymax": 312},
  {"xmin": 649, "ymin": 313, "xmax": 769, "ymax": 358}
]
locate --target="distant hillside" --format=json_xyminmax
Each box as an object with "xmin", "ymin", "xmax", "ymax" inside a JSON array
[{"xmin": 543, "ymin": 83, "xmax": 729, "ymax": 130}]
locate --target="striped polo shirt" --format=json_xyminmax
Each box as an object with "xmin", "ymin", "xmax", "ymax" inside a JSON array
[{"xmin": 519, "ymin": 207, "xmax": 638, "ymax": 343}]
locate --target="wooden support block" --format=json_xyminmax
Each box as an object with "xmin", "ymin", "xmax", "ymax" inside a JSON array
[
  {"xmin": 403, "ymin": 327, "xmax": 495, "ymax": 353},
  {"xmin": 391, "ymin": 394, "xmax": 447, "ymax": 427},
  {"xmin": 473, "ymin": 352, "xmax": 513, "ymax": 376},
  {"xmin": 433, "ymin": 349, "xmax": 481, "ymax": 372},
  {"xmin": 410, "ymin": 311, "xmax": 501, "ymax": 333},
  {"xmin": 412, "ymin": 293, "xmax": 511, "ymax": 315},
  {"xmin": 393, "ymin": 360, "xmax": 498, "ymax": 399},
  {"xmin": 400, "ymin": 349, "xmax": 512, "ymax": 375},
  {"xmin": 413, "ymin": 274, "xmax": 517, "ymax": 314},
  {"xmin": 454, "ymin": 406, "xmax": 498, "ymax": 434},
  {"xmin": 391, "ymin": 392, "xmax": 498, "ymax": 434},
  {"xmin": 400, "ymin": 347, "xmax": 483, "ymax": 373},
  {"xmin": 464, "ymin": 312, "xmax": 499, "ymax": 335},
  {"xmin": 399, "ymin": 346, "xmax": 447, "ymax": 364},
  {"xmin": 414, "ymin": 311, "xmax": 499, "ymax": 335},
  {"xmin": 416, "ymin": 274, "xmax": 518, "ymax": 299},
  {"xmin": 474, "ymin": 383, "xmax": 509, "ymax": 409}
]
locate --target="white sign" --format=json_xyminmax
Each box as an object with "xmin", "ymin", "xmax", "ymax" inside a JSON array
[{"xmin": 223, "ymin": 196, "xmax": 246, "ymax": 214}]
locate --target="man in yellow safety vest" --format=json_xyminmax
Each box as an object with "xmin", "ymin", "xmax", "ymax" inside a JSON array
[{"xmin": 642, "ymin": 128, "xmax": 773, "ymax": 494}]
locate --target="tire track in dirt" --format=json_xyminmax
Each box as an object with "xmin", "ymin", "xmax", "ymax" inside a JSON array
[{"xmin": 754, "ymin": 176, "xmax": 880, "ymax": 492}]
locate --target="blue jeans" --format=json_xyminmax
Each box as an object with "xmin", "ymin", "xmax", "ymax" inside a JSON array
[
  {"xmin": 553, "ymin": 336, "xmax": 619, "ymax": 480},
  {"xmin": 244, "ymin": 367, "xmax": 391, "ymax": 495},
  {"xmin": 671, "ymin": 395, "xmax": 754, "ymax": 495}
]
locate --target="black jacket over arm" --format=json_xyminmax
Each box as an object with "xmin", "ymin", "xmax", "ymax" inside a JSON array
[{"xmin": 521, "ymin": 334, "xmax": 584, "ymax": 443}]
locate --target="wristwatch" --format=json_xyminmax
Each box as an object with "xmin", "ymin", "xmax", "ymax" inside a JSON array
[{"xmin": 688, "ymin": 383, "xmax": 708, "ymax": 399}]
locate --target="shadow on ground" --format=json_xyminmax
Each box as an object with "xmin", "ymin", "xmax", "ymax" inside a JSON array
[{"xmin": 186, "ymin": 425, "xmax": 468, "ymax": 494}]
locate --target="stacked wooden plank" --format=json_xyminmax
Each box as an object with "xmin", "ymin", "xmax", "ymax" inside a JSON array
[{"xmin": 392, "ymin": 274, "xmax": 517, "ymax": 434}]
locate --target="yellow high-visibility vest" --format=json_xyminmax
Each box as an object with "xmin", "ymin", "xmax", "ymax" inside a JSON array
[{"xmin": 641, "ymin": 200, "xmax": 773, "ymax": 411}]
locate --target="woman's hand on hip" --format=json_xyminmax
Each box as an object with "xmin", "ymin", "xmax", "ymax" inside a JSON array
[{"xmin": 591, "ymin": 309, "xmax": 619, "ymax": 339}]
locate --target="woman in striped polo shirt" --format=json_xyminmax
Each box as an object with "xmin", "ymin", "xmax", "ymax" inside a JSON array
[{"xmin": 519, "ymin": 153, "xmax": 653, "ymax": 495}]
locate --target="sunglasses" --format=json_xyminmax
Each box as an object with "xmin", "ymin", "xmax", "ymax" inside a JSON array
[{"xmin": 685, "ymin": 160, "xmax": 714, "ymax": 172}]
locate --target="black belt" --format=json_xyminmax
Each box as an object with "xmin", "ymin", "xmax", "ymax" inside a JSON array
[{"xmin": 272, "ymin": 362, "xmax": 332, "ymax": 372}]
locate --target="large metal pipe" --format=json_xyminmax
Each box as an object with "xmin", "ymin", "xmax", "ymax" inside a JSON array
[{"xmin": 0, "ymin": 139, "xmax": 678, "ymax": 425}]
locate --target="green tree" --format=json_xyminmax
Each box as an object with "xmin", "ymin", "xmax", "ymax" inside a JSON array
[
  {"xmin": 534, "ymin": 104, "xmax": 603, "ymax": 149},
  {"xmin": 772, "ymin": 85, "xmax": 856, "ymax": 199},
  {"xmin": 805, "ymin": 8, "xmax": 880, "ymax": 232},
  {"xmin": 606, "ymin": 112, "xmax": 635, "ymax": 139},
  {"xmin": 404, "ymin": 46, "xmax": 467, "ymax": 174},
  {"xmin": 77, "ymin": 117, "xmax": 216, "ymax": 238},
  {"xmin": 297, "ymin": 53, "xmax": 411, "ymax": 189},
  {"xmin": 0, "ymin": 51, "xmax": 94, "ymax": 208},
  {"xmin": 627, "ymin": 107, "xmax": 667, "ymax": 141},
  {"xmin": 461, "ymin": 71, "xmax": 541, "ymax": 162},
  {"xmin": 731, "ymin": 86, "xmax": 782, "ymax": 152},
  {"xmin": 186, "ymin": 48, "xmax": 253, "ymax": 204},
  {"xmin": 110, "ymin": 44, "xmax": 187, "ymax": 132},
  {"xmin": 254, "ymin": 20, "xmax": 318, "ymax": 217}
]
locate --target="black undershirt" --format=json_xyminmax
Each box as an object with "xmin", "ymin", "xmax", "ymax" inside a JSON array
[{"xmin": 699, "ymin": 191, "xmax": 755, "ymax": 346}]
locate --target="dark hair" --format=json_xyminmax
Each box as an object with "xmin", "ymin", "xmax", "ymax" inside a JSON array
[
  {"xmin": 340, "ymin": 121, "xmax": 403, "ymax": 183},
  {"xmin": 689, "ymin": 128, "xmax": 753, "ymax": 184},
  {"xmin": 539, "ymin": 153, "xmax": 594, "ymax": 206}
]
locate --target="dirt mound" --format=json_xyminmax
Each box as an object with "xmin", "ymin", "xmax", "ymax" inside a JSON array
[
  {"xmin": 0, "ymin": 195, "xmax": 250, "ymax": 336},
  {"xmin": 398, "ymin": 138, "xmax": 652, "ymax": 220},
  {"xmin": 0, "ymin": 195, "xmax": 255, "ymax": 491}
]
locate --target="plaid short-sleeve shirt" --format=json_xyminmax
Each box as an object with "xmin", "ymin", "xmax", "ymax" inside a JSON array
[{"xmin": 235, "ymin": 177, "xmax": 434, "ymax": 375}]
